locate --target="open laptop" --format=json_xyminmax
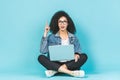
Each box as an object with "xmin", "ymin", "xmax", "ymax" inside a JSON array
[{"xmin": 49, "ymin": 45, "xmax": 74, "ymax": 61}]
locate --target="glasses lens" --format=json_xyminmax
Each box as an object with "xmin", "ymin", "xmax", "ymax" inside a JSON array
[{"xmin": 58, "ymin": 20, "xmax": 67, "ymax": 24}]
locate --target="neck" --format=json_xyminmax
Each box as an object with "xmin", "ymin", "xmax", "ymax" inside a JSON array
[
  {"xmin": 59, "ymin": 30, "xmax": 68, "ymax": 35},
  {"xmin": 59, "ymin": 30, "xmax": 68, "ymax": 40}
]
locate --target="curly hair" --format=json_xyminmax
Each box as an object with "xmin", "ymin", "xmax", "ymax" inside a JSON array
[{"xmin": 49, "ymin": 11, "xmax": 76, "ymax": 34}]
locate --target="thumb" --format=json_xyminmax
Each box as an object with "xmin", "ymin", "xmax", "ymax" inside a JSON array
[{"xmin": 75, "ymin": 57, "xmax": 78, "ymax": 62}]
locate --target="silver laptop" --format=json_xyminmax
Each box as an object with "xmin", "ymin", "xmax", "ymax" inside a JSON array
[{"xmin": 49, "ymin": 45, "xmax": 74, "ymax": 61}]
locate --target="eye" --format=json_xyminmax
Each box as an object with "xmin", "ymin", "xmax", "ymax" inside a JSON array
[
  {"xmin": 58, "ymin": 20, "xmax": 68, "ymax": 24},
  {"xmin": 63, "ymin": 21, "xmax": 67, "ymax": 23}
]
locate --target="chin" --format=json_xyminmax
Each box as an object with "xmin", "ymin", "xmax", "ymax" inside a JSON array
[{"xmin": 60, "ymin": 29, "xmax": 65, "ymax": 31}]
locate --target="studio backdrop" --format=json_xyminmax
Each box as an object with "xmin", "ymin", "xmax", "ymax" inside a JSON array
[{"xmin": 0, "ymin": 0, "xmax": 120, "ymax": 75}]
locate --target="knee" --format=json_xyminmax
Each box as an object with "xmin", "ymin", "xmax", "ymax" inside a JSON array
[
  {"xmin": 82, "ymin": 53, "xmax": 88, "ymax": 61},
  {"xmin": 38, "ymin": 55, "xmax": 45, "ymax": 62}
]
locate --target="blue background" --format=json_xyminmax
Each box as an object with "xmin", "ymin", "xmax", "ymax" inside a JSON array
[{"xmin": 0, "ymin": 0, "xmax": 120, "ymax": 76}]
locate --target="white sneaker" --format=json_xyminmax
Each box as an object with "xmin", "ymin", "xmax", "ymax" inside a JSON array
[
  {"xmin": 71, "ymin": 70, "xmax": 85, "ymax": 77},
  {"xmin": 45, "ymin": 70, "xmax": 58, "ymax": 77}
]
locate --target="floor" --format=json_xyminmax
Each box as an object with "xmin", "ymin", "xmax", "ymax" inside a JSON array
[{"xmin": 0, "ymin": 71, "xmax": 120, "ymax": 80}]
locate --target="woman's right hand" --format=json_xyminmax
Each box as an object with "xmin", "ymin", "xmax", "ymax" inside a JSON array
[{"xmin": 43, "ymin": 23, "xmax": 50, "ymax": 37}]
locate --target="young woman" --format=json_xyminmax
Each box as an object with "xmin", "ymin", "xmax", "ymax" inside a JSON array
[{"xmin": 38, "ymin": 11, "xmax": 88, "ymax": 77}]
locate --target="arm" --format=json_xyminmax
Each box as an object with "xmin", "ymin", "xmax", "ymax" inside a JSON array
[
  {"xmin": 74, "ymin": 36, "xmax": 81, "ymax": 54},
  {"xmin": 40, "ymin": 23, "xmax": 50, "ymax": 54},
  {"xmin": 74, "ymin": 36, "xmax": 81, "ymax": 62},
  {"xmin": 40, "ymin": 37, "xmax": 49, "ymax": 54}
]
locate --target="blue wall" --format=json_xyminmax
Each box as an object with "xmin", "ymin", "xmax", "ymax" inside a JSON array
[{"xmin": 0, "ymin": 0, "xmax": 120, "ymax": 74}]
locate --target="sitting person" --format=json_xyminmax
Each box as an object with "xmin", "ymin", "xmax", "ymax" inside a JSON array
[{"xmin": 38, "ymin": 11, "xmax": 88, "ymax": 77}]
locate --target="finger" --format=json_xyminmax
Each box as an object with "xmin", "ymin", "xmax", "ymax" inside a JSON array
[
  {"xmin": 46, "ymin": 27, "xmax": 49, "ymax": 30},
  {"xmin": 44, "ymin": 22, "xmax": 50, "ymax": 31},
  {"xmin": 76, "ymin": 54, "xmax": 80, "ymax": 59},
  {"xmin": 75, "ymin": 59, "xmax": 77, "ymax": 62},
  {"xmin": 46, "ymin": 22, "xmax": 49, "ymax": 27},
  {"xmin": 75, "ymin": 57, "xmax": 78, "ymax": 62},
  {"xmin": 45, "ymin": 22, "xmax": 49, "ymax": 29},
  {"xmin": 77, "ymin": 55, "xmax": 80, "ymax": 59},
  {"xmin": 46, "ymin": 22, "xmax": 50, "ymax": 28}
]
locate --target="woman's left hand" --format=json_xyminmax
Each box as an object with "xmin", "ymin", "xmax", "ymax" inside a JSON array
[{"xmin": 74, "ymin": 54, "xmax": 80, "ymax": 62}]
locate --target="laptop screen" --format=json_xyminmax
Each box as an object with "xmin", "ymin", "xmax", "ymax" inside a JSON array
[{"xmin": 49, "ymin": 45, "xmax": 74, "ymax": 61}]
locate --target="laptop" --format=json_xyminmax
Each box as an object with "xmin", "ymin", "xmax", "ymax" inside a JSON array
[{"xmin": 49, "ymin": 45, "xmax": 74, "ymax": 61}]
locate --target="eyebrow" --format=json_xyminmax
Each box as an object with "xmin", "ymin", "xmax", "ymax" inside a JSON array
[{"xmin": 58, "ymin": 20, "xmax": 68, "ymax": 21}]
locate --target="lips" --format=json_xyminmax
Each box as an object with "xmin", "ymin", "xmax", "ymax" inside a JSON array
[{"xmin": 61, "ymin": 26, "xmax": 65, "ymax": 28}]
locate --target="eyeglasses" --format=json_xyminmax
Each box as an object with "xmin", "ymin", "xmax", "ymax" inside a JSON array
[{"xmin": 58, "ymin": 20, "xmax": 68, "ymax": 25}]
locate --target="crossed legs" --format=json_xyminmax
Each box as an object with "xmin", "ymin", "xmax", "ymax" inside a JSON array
[{"xmin": 38, "ymin": 53, "xmax": 88, "ymax": 77}]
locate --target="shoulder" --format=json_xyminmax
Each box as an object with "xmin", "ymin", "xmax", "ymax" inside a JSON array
[
  {"xmin": 68, "ymin": 32, "xmax": 79, "ymax": 41},
  {"xmin": 48, "ymin": 34, "xmax": 56, "ymax": 39},
  {"xmin": 48, "ymin": 33, "xmax": 55, "ymax": 37},
  {"xmin": 68, "ymin": 32, "xmax": 76, "ymax": 38}
]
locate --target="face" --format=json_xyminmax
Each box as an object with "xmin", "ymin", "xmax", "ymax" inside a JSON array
[{"xmin": 58, "ymin": 16, "xmax": 68, "ymax": 31}]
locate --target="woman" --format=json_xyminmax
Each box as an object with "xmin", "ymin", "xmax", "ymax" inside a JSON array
[{"xmin": 38, "ymin": 11, "xmax": 88, "ymax": 77}]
